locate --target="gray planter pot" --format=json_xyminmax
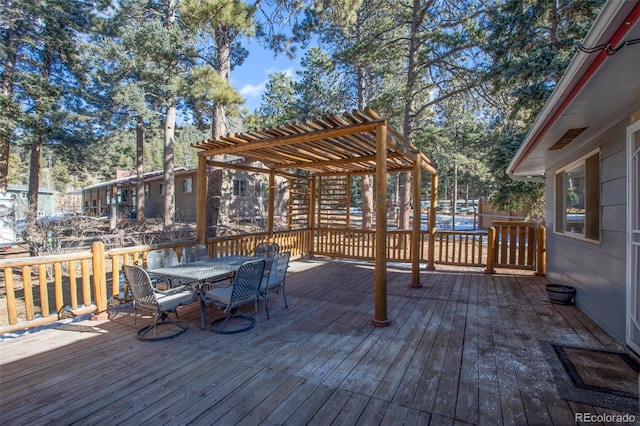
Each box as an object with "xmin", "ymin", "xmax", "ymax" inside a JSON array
[{"xmin": 546, "ymin": 284, "xmax": 576, "ymax": 305}]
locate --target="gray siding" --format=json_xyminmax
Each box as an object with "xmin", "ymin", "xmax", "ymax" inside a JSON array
[{"xmin": 545, "ymin": 121, "xmax": 628, "ymax": 343}]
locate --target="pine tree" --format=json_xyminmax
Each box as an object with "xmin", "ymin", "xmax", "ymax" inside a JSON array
[
  {"xmin": 484, "ymin": 0, "xmax": 604, "ymax": 213},
  {"xmin": 1, "ymin": 0, "xmax": 102, "ymax": 226}
]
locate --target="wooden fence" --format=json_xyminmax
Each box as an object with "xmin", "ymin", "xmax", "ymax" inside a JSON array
[
  {"xmin": 0, "ymin": 224, "xmax": 544, "ymax": 333},
  {"xmin": 313, "ymin": 222, "xmax": 544, "ymax": 274}
]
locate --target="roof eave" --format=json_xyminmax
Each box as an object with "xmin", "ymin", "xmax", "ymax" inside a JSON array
[{"xmin": 508, "ymin": 0, "xmax": 638, "ymax": 180}]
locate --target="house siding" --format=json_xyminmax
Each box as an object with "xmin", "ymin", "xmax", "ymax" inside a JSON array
[
  {"xmin": 82, "ymin": 166, "xmax": 288, "ymax": 224},
  {"xmin": 545, "ymin": 121, "xmax": 628, "ymax": 343}
]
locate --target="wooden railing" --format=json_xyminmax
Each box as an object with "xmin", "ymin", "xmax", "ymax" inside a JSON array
[
  {"xmin": 435, "ymin": 231, "xmax": 488, "ymax": 267},
  {"xmin": 314, "ymin": 223, "xmax": 546, "ymax": 274},
  {"xmin": 0, "ymin": 225, "xmax": 544, "ymax": 333},
  {"xmin": 485, "ymin": 221, "xmax": 541, "ymax": 273},
  {"xmin": 106, "ymin": 229, "xmax": 311, "ymax": 300},
  {"xmin": 0, "ymin": 242, "xmax": 107, "ymax": 333}
]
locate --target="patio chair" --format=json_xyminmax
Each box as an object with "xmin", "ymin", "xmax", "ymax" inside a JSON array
[
  {"xmin": 203, "ymin": 259, "xmax": 265, "ymax": 334},
  {"xmin": 253, "ymin": 241, "xmax": 280, "ymax": 275},
  {"xmin": 123, "ymin": 265, "xmax": 196, "ymax": 341},
  {"xmin": 181, "ymin": 244, "xmax": 209, "ymax": 264},
  {"xmin": 259, "ymin": 251, "xmax": 290, "ymax": 319},
  {"xmin": 254, "ymin": 241, "xmax": 280, "ymax": 258},
  {"xmin": 146, "ymin": 248, "xmax": 180, "ymax": 288}
]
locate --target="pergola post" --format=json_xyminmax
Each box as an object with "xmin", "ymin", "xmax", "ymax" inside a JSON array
[
  {"xmin": 267, "ymin": 169, "xmax": 275, "ymax": 241},
  {"xmin": 308, "ymin": 176, "xmax": 316, "ymax": 258},
  {"xmin": 196, "ymin": 154, "xmax": 207, "ymax": 244},
  {"xmin": 427, "ymin": 173, "xmax": 438, "ymax": 270},
  {"xmin": 410, "ymin": 154, "xmax": 422, "ymax": 288},
  {"xmin": 372, "ymin": 123, "xmax": 390, "ymax": 327}
]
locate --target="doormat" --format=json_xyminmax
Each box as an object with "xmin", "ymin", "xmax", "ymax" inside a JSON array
[{"xmin": 540, "ymin": 341, "xmax": 640, "ymax": 414}]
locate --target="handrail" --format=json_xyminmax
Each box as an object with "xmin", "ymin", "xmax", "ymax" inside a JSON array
[
  {"xmin": 1, "ymin": 242, "xmax": 105, "ymax": 333},
  {"xmin": 0, "ymin": 225, "xmax": 543, "ymax": 333}
]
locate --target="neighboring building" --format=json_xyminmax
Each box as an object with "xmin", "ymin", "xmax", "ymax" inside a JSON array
[
  {"xmin": 0, "ymin": 193, "xmax": 16, "ymax": 244},
  {"xmin": 82, "ymin": 162, "xmax": 288, "ymax": 224},
  {"xmin": 508, "ymin": 1, "xmax": 640, "ymax": 353},
  {"xmin": 5, "ymin": 184, "xmax": 55, "ymax": 219}
]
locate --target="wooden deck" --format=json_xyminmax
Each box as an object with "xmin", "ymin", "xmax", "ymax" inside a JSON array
[{"xmin": 0, "ymin": 259, "xmax": 635, "ymax": 425}]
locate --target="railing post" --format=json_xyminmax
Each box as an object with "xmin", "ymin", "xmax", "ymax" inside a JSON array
[
  {"xmin": 485, "ymin": 227, "xmax": 496, "ymax": 274},
  {"xmin": 91, "ymin": 241, "xmax": 108, "ymax": 318},
  {"xmin": 536, "ymin": 224, "xmax": 546, "ymax": 276},
  {"xmin": 427, "ymin": 173, "xmax": 438, "ymax": 271}
]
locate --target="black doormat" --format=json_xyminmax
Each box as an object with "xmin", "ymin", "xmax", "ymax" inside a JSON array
[{"xmin": 540, "ymin": 341, "xmax": 640, "ymax": 414}]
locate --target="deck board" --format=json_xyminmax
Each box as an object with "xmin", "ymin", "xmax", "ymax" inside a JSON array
[{"xmin": 0, "ymin": 259, "xmax": 635, "ymax": 425}]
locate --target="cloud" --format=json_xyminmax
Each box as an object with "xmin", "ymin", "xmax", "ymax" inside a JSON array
[
  {"xmin": 239, "ymin": 82, "xmax": 265, "ymax": 98},
  {"xmin": 236, "ymin": 67, "xmax": 298, "ymax": 110},
  {"xmin": 265, "ymin": 66, "xmax": 295, "ymax": 79}
]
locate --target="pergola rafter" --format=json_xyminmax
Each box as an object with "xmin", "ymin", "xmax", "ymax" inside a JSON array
[{"xmin": 192, "ymin": 108, "xmax": 438, "ymax": 327}]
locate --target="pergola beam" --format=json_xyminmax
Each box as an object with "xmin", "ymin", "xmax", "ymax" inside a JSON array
[
  {"xmin": 205, "ymin": 159, "xmax": 312, "ymax": 180},
  {"xmin": 271, "ymin": 152, "xmax": 405, "ymax": 170},
  {"xmin": 196, "ymin": 120, "xmax": 385, "ymax": 158}
]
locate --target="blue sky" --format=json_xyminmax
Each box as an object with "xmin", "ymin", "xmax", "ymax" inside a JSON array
[{"xmin": 230, "ymin": 37, "xmax": 302, "ymax": 112}]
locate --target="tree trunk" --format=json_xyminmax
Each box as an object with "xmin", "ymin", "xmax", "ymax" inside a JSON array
[
  {"xmin": 361, "ymin": 175, "xmax": 373, "ymax": 229},
  {"xmin": 206, "ymin": 167, "xmax": 222, "ymax": 238},
  {"xmin": 27, "ymin": 136, "xmax": 42, "ymax": 228},
  {"xmin": 163, "ymin": 101, "xmax": 176, "ymax": 230},
  {"xmin": 136, "ymin": 117, "xmax": 145, "ymax": 224},
  {"xmin": 163, "ymin": 0, "xmax": 177, "ymax": 230},
  {"xmin": 357, "ymin": 66, "xmax": 373, "ymax": 229},
  {"xmin": 0, "ymin": 29, "xmax": 19, "ymax": 194},
  {"xmin": 398, "ymin": 0, "xmax": 423, "ymax": 231},
  {"xmin": 452, "ymin": 161, "xmax": 457, "ymax": 230},
  {"xmin": 206, "ymin": 28, "xmax": 232, "ymax": 237}
]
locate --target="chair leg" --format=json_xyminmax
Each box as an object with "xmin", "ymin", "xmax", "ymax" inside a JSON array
[
  {"xmin": 136, "ymin": 311, "xmax": 188, "ymax": 341},
  {"xmin": 210, "ymin": 308, "xmax": 256, "ymax": 334},
  {"xmin": 282, "ymin": 284, "xmax": 288, "ymax": 308},
  {"xmin": 263, "ymin": 293, "xmax": 270, "ymax": 319}
]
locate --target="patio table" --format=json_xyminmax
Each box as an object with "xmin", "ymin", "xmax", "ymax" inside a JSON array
[{"xmin": 150, "ymin": 255, "xmax": 258, "ymax": 329}]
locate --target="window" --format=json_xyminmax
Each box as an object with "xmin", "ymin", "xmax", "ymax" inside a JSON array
[
  {"xmin": 255, "ymin": 180, "xmax": 267, "ymax": 197},
  {"xmin": 233, "ymin": 179, "xmax": 247, "ymax": 197},
  {"xmin": 121, "ymin": 189, "xmax": 129, "ymax": 202},
  {"xmin": 159, "ymin": 183, "xmax": 164, "ymax": 195},
  {"xmin": 145, "ymin": 184, "xmax": 150, "ymax": 198},
  {"xmin": 183, "ymin": 178, "xmax": 193, "ymax": 194},
  {"xmin": 555, "ymin": 150, "xmax": 600, "ymax": 241}
]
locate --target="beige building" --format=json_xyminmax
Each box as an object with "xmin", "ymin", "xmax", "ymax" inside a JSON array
[{"xmin": 82, "ymin": 162, "xmax": 288, "ymax": 225}]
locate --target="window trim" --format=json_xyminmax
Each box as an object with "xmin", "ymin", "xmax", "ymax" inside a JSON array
[
  {"xmin": 553, "ymin": 149, "xmax": 601, "ymax": 244},
  {"xmin": 183, "ymin": 177, "xmax": 193, "ymax": 194},
  {"xmin": 233, "ymin": 178, "xmax": 247, "ymax": 197}
]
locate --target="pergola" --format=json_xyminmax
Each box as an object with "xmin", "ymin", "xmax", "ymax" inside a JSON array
[{"xmin": 192, "ymin": 108, "xmax": 438, "ymax": 326}]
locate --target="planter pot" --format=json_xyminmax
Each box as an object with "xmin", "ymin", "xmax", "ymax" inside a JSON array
[{"xmin": 546, "ymin": 284, "xmax": 576, "ymax": 305}]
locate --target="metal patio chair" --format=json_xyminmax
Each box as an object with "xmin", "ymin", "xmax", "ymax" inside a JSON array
[
  {"xmin": 253, "ymin": 241, "xmax": 280, "ymax": 258},
  {"xmin": 203, "ymin": 259, "xmax": 265, "ymax": 334},
  {"xmin": 123, "ymin": 265, "xmax": 196, "ymax": 341},
  {"xmin": 146, "ymin": 248, "xmax": 180, "ymax": 288},
  {"xmin": 259, "ymin": 251, "xmax": 290, "ymax": 319},
  {"xmin": 253, "ymin": 241, "xmax": 280, "ymax": 276},
  {"xmin": 180, "ymin": 244, "xmax": 210, "ymax": 264}
]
